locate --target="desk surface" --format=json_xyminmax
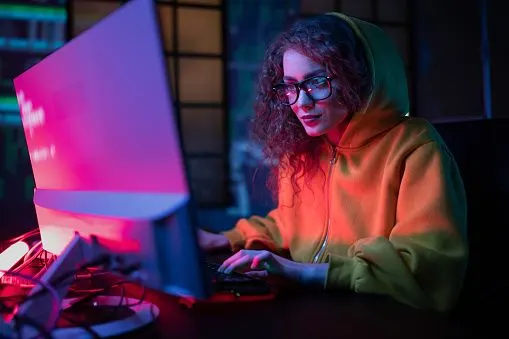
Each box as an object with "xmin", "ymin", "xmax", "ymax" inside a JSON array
[
  {"xmin": 76, "ymin": 252, "xmax": 475, "ymax": 339},
  {"xmin": 118, "ymin": 287, "xmax": 471, "ymax": 339},
  {"xmin": 1, "ymin": 272, "xmax": 476, "ymax": 338}
]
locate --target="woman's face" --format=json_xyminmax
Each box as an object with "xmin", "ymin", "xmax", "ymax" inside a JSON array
[{"xmin": 282, "ymin": 49, "xmax": 349, "ymax": 144}]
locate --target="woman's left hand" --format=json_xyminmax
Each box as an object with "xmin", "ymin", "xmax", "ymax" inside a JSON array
[{"xmin": 217, "ymin": 249, "xmax": 328, "ymax": 286}]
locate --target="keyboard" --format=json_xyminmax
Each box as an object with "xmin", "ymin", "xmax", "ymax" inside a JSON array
[
  {"xmin": 206, "ymin": 261, "xmax": 256, "ymax": 283},
  {"xmin": 204, "ymin": 261, "xmax": 271, "ymax": 295}
]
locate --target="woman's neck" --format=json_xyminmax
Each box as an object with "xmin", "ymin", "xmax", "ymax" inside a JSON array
[{"xmin": 325, "ymin": 115, "xmax": 351, "ymax": 146}]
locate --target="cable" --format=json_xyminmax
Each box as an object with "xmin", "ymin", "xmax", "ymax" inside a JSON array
[
  {"xmin": 2, "ymin": 266, "xmax": 110, "ymax": 338},
  {"xmin": 6, "ymin": 229, "xmax": 39, "ymax": 244},
  {"xmin": 53, "ymin": 256, "xmax": 111, "ymax": 288},
  {"xmin": 5, "ymin": 255, "xmax": 148, "ymax": 337},
  {"xmin": 68, "ymin": 286, "xmax": 104, "ymax": 294},
  {"xmin": 21, "ymin": 255, "xmax": 112, "ymax": 304},
  {"xmin": 68, "ymin": 268, "xmax": 111, "ymax": 293},
  {"xmin": 12, "ymin": 248, "xmax": 43, "ymax": 274},
  {"xmin": 66, "ymin": 277, "xmax": 146, "ymax": 317},
  {"xmin": 0, "ymin": 248, "xmax": 45, "ymax": 289},
  {"xmin": 122, "ymin": 284, "xmax": 146, "ymax": 307},
  {"xmin": 1, "ymin": 230, "xmax": 40, "ymax": 251},
  {"xmin": 62, "ymin": 278, "xmax": 147, "ymax": 338},
  {"xmin": 0, "ymin": 270, "xmax": 60, "ymax": 335},
  {"xmin": 16, "ymin": 254, "xmax": 139, "ymax": 306},
  {"xmin": 23, "ymin": 241, "xmax": 42, "ymax": 263},
  {"xmin": 32, "ymin": 250, "xmax": 56, "ymax": 281},
  {"xmin": 68, "ymin": 269, "xmax": 144, "ymax": 305},
  {"xmin": 2, "ymin": 252, "xmax": 151, "ymax": 339},
  {"xmin": 66, "ymin": 280, "xmax": 130, "ymax": 311},
  {"xmin": 117, "ymin": 283, "xmax": 126, "ymax": 309},
  {"xmin": 4, "ymin": 255, "xmax": 113, "ymax": 335}
]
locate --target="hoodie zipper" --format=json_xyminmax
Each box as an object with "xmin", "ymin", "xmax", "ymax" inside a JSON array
[{"xmin": 312, "ymin": 147, "xmax": 338, "ymax": 263}]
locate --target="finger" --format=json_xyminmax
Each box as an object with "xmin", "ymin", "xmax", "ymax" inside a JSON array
[
  {"xmin": 223, "ymin": 254, "xmax": 254, "ymax": 274},
  {"xmin": 245, "ymin": 270, "xmax": 269, "ymax": 279},
  {"xmin": 251, "ymin": 251, "xmax": 271, "ymax": 270},
  {"xmin": 218, "ymin": 251, "xmax": 243, "ymax": 272}
]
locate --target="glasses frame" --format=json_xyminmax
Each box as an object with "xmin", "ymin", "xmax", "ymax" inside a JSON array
[{"xmin": 272, "ymin": 75, "xmax": 334, "ymax": 106}]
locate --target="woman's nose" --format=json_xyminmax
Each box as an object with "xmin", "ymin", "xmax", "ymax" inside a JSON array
[{"xmin": 295, "ymin": 88, "xmax": 313, "ymax": 108}]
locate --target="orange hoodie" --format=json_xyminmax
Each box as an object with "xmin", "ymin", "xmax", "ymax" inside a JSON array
[{"xmin": 223, "ymin": 13, "xmax": 468, "ymax": 312}]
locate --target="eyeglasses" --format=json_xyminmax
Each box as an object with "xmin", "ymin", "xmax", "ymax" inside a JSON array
[{"xmin": 272, "ymin": 75, "xmax": 333, "ymax": 106}]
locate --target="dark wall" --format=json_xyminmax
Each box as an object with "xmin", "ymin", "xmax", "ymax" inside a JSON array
[
  {"xmin": 413, "ymin": 0, "xmax": 484, "ymax": 121},
  {"xmin": 487, "ymin": 0, "xmax": 509, "ymax": 119},
  {"xmin": 0, "ymin": 125, "xmax": 37, "ymax": 241},
  {"xmin": 434, "ymin": 118, "xmax": 509, "ymax": 310}
]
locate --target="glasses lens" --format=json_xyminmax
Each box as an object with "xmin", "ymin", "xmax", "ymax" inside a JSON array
[
  {"xmin": 273, "ymin": 76, "xmax": 331, "ymax": 105},
  {"xmin": 303, "ymin": 76, "xmax": 331, "ymax": 101},
  {"xmin": 274, "ymin": 85, "xmax": 297, "ymax": 105}
]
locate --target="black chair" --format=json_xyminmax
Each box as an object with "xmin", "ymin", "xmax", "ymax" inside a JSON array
[{"xmin": 433, "ymin": 118, "xmax": 509, "ymax": 316}]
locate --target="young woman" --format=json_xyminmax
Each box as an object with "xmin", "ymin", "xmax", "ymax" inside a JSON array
[{"xmin": 199, "ymin": 12, "xmax": 468, "ymax": 312}]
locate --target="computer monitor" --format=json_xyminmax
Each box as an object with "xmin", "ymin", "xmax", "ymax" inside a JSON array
[{"xmin": 11, "ymin": 0, "xmax": 211, "ymax": 334}]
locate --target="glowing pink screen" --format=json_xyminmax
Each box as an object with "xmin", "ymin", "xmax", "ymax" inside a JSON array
[{"xmin": 13, "ymin": 0, "xmax": 188, "ymax": 195}]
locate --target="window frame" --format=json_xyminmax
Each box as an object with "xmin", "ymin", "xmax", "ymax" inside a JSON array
[{"xmin": 67, "ymin": 0, "xmax": 231, "ymax": 207}]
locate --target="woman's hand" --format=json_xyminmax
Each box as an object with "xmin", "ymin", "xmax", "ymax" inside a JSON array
[{"xmin": 217, "ymin": 249, "xmax": 329, "ymax": 286}]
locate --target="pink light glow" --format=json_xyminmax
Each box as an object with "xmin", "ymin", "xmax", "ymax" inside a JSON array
[
  {"xmin": 13, "ymin": 2, "xmax": 188, "ymax": 195},
  {"xmin": 0, "ymin": 241, "xmax": 30, "ymax": 278}
]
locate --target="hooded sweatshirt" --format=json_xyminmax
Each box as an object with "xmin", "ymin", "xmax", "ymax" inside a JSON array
[{"xmin": 223, "ymin": 13, "xmax": 468, "ymax": 312}]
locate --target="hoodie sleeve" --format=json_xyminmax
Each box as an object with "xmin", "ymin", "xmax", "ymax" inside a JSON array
[
  {"xmin": 325, "ymin": 141, "xmax": 468, "ymax": 312},
  {"xmin": 223, "ymin": 209, "xmax": 288, "ymax": 254}
]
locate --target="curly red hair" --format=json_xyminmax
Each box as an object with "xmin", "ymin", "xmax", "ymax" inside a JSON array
[{"xmin": 250, "ymin": 14, "xmax": 372, "ymax": 200}]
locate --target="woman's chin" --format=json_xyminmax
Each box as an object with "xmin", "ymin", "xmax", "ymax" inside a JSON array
[{"xmin": 303, "ymin": 125, "xmax": 327, "ymax": 137}]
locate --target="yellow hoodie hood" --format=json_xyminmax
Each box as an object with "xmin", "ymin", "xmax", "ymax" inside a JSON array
[{"xmin": 327, "ymin": 12, "xmax": 409, "ymax": 149}]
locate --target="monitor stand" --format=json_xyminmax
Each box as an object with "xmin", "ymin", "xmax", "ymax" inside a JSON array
[{"xmin": 5, "ymin": 233, "xmax": 158, "ymax": 338}]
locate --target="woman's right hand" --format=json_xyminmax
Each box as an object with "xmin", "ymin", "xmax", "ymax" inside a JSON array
[{"xmin": 197, "ymin": 229, "xmax": 230, "ymax": 252}]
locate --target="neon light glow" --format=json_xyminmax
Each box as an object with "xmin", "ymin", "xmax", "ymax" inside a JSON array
[
  {"xmin": 0, "ymin": 241, "xmax": 29, "ymax": 278},
  {"xmin": 17, "ymin": 90, "xmax": 46, "ymax": 137},
  {"xmin": 13, "ymin": 25, "xmax": 189, "ymax": 194}
]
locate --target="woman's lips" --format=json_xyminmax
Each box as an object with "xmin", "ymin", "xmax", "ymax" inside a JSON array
[{"xmin": 300, "ymin": 114, "xmax": 322, "ymax": 126}]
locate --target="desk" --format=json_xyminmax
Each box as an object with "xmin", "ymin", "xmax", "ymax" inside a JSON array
[
  {"xmin": 1, "ymin": 272, "xmax": 474, "ymax": 338},
  {"xmin": 0, "ymin": 253, "xmax": 474, "ymax": 338},
  {"xmin": 118, "ymin": 287, "xmax": 471, "ymax": 339}
]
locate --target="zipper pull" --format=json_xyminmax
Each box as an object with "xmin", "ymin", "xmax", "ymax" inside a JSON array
[{"xmin": 330, "ymin": 148, "xmax": 338, "ymax": 165}]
